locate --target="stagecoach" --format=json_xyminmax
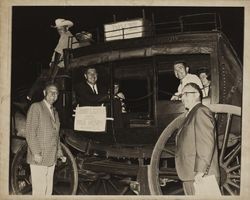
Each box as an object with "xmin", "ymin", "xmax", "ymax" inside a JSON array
[{"xmin": 10, "ymin": 13, "xmax": 242, "ymax": 195}]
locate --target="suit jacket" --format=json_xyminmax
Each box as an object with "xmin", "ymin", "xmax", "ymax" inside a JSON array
[
  {"xmin": 74, "ymin": 81, "xmax": 108, "ymax": 106},
  {"xmin": 26, "ymin": 101, "xmax": 63, "ymax": 166},
  {"xmin": 175, "ymin": 103, "xmax": 220, "ymax": 181}
]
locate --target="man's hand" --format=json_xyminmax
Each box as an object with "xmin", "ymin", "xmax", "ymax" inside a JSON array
[
  {"xmin": 59, "ymin": 156, "xmax": 67, "ymax": 163},
  {"xmin": 194, "ymin": 172, "xmax": 205, "ymax": 183},
  {"xmin": 170, "ymin": 95, "xmax": 180, "ymax": 101},
  {"xmin": 72, "ymin": 104, "xmax": 79, "ymax": 117},
  {"xmin": 34, "ymin": 154, "xmax": 42, "ymax": 164}
]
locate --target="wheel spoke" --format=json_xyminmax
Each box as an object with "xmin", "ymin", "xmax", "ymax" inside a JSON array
[
  {"xmin": 94, "ymin": 180, "xmax": 101, "ymax": 194},
  {"xmin": 56, "ymin": 163, "xmax": 69, "ymax": 173},
  {"xmin": 108, "ymin": 179, "xmax": 120, "ymax": 192},
  {"xmin": 19, "ymin": 183, "xmax": 32, "ymax": 194},
  {"xmin": 220, "ymin": 186, "xmax": 224, "ymax": 195},
  {"xmin": 102, "ymin": 180, "xmax": 108, "ymax": 194},
  {"xmin": 79, "ymin": 183, "xmax": 89, "ymax": 194},
  {"xmin": 228, "ymin": 164, "xmax": 240, "ymax": 172},
  {"xmin": 224, "ymin": 144, "xmax": 241, "ymax": 166},
  {"xmin": 80, "ymin": 181, "xmax": 96, "ymax": 194},
  {"xmin": 227, "ymin": 179, "xmax": 240, "ymax": 189},
  {"xmin": 161, "ymin": 147, "xmax": 175, "ymax": 156},
  {"xmin": 228, "ymin": 174, "xmax": 240, "ymax": 179},
  {"xmin": 223, "ymin": 183, "xmax": 235, "ymax": 195},
  {"xmin": 224, "ymin": 143, "xmax": 240, "ymax": 160},
  {"xmin": 219, "ymin": 114, "xmax": 232, "ymax": 163}
]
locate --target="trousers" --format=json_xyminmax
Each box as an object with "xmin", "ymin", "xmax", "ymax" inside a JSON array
[
  {"xmin": 183, "ymin": 181, "xmax": 195, "ymax": 195},
  {"xmin": 30, "ymin": 164, "xmax": 55, "ymax": 195}
]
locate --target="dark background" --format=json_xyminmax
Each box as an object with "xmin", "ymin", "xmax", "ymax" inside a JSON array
[{"xmin": 11, "ymin": 6, "xmax": 244, "ymax": 98}]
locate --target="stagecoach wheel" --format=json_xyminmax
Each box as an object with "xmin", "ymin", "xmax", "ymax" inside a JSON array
[
  {"xmin": 207, "ymin": 104, "xmax": 241, "ymax": 195},
  {"xmin": 11, "ymin": 142, "xmax": 78, "ymax": 195},
  {"xmin": 53, "ymin": 143, "xmax": 78, "ymax": 195},
  {"xmin": 148, "ymin": 104, "xmax": 241, "ymax": 195},
  {"xmin": 77, "ymin": 172, "xmax": 132, "ymax": 195},
  {"xmin": 148, "ymin": 113, "xmax": 186, "ymax": 195}
]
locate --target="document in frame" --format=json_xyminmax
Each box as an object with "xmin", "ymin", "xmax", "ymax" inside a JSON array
[{"xmin": 74, "ymin": 106, "xmax": 106, "ymax": 132}]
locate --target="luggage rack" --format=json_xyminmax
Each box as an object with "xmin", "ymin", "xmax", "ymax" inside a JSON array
[{"xmin": 69, "ymin": 13, "xmax": 221, "ymax": 48}]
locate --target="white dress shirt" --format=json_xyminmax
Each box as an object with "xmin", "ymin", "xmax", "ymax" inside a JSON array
[
  {"xmin": 175, "ymin": 73, "xmax": 203, "ymax": 97},
  {"xmin": 43, "ymin": 100, "xmax": 55, "ymax": 120},
  {"xmin": 87, "ymin": 83, "xmax": 98, "ymax": 94}
]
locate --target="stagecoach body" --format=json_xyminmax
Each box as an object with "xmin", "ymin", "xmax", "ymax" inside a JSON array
[{"xmin": 10, "ymin": 14, "xmax": 242, "ymax": 195}]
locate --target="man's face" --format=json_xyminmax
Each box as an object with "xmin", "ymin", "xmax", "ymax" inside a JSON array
[
  {"xmin": 181, "ymin": 85, "xmax": 199, "ymax": 110},
  {"xmin": 57, "ymin": 26, "xmax": 67, "ymax": 35},
  {"xmin": 44, "ymin": 86, "xmax": 59, "ymax": 105},
  {"xmin": 199, "ymin": 72, "xmax": 208, "ymax": 85},
  {"xmin": 85, "ymin": 68, "xmax": 98, "ymax": 85},
  {"xmin": 174, "ymin": 63, "xmax": 188, "ymax": 80},
  {"xmin": 114, "ymin": 84, "xmax": 119, "ymax": 94}
]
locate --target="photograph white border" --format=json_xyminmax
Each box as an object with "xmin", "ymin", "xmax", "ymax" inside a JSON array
[{"xmin": 1, "ymin": 0, "xmax": 250, "ymax": 199}]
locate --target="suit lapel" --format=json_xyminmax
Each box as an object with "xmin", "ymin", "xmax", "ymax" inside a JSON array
[
  {"xmin": 41, "ymin": 101, "xmax": 56, "ymax": 122},
  {"xmin": 182, "ymin": 103, "xmax": 202, "ymax": 127},
  {"xmin": 176, "ymin": 103, "xmax": 202, "ymax": 144}
]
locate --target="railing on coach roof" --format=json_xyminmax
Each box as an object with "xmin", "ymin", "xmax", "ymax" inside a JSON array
[{"xmin": 68, "ymin": 13, "xmax": 222, "ymax": 49}]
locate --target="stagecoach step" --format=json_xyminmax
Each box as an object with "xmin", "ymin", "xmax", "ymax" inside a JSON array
[{"xmin": 82, "ymin": 159, "xmax": 139, "ymax": 177}]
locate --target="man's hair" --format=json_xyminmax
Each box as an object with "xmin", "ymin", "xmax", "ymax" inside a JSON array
[
  {"xmin": 84, "ymin": 66, "xmax": 97, "ymax": 75},
  {"xmin": 184, "ymin": 82, "xmax": 203, "ymax": 101},
  {"xmin": 198, "ymin": 67, "xmax": 211, "ymax": 80},
  {"xmin": 44, "ymin": 81, "xmax": 59, "ymax": 91},
  {"xmin": 173, "ymin": 61, "xmax": 188, "ymax": 68}
]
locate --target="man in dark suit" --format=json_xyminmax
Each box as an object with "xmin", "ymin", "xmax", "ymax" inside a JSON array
[
  {"xmin": 26, "ymin": 82, "xmax": 66, "ymax": 195},
  {"xmin": 175, "ymin": 82, "xmax": 220, "ymax": 195},
  {"xmin": 74, "ymin": 67, "xmax": 109, "ymax": 106}
]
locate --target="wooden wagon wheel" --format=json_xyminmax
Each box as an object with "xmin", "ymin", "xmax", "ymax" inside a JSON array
[
  {"xmin": 76, "ymin": 157, "xmax": 134, "ymax": 195},
  {"xmin": 77, "ymin": 172, "xmax": 132, "ymax": 195},
  {"xmin": 11, "ymin": 142, "xmax": 78, "ymax": 195},
  {"xmin": 148, "ymin": 104, "xmax": 241, "ymax": 195}
]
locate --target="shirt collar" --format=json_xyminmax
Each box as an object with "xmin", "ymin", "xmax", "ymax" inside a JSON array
[
  {"xmin": 186, "ymin": 101, "xmax": 201, "ymax": 116},
  {"xmin": 87, "ymin": 82, "xmax": 97, "ymax": 92},
  {"xmin": 43, "ymin": 99, "xmax": 53, "ymax": 110}
]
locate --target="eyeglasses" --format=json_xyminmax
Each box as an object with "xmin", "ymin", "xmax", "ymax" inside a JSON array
[{"xmin": 179, "ymin": 91, "xmax": 198, "ymax": 98}]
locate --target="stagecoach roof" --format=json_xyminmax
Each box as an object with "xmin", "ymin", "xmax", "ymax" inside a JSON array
[{"xmin": 67, "ymin": 30, "xmax": 240, "ymax": 70}]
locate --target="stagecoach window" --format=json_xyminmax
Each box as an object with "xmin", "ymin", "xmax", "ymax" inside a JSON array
[
  {"xmin": 120, "ymin": 79, "xmax": 152, "ymax": 113},
  {"xmin": 158, "ymin": 72, "xmax": 178, "ymax": 100},
  {"xmin": 114, "ymin": 59, "xmax": 153, "ymax": 115}
]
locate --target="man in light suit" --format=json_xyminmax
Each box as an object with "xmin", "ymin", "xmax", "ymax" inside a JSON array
[
  {"xmin": 26, "ymin": 82, "xmax": 66, "ymax": 195},
  {"xmin": 175, "ymin": 83, "xmax": 220, "ymax": 195}
]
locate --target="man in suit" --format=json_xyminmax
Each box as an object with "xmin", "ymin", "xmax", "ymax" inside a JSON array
[
  {"xmin": 26, "ymin": 82, "xmax": 66, "ymax": 195},
  {"xmin": 175, "ymin": 82, "xmax": 220, "ymax": 195},
  {"xmin": 74, "ymin": 67, "xmax": 109, "ymax": 106}
]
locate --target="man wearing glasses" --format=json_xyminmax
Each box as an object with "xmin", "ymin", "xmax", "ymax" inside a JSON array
[
  {"xmin": 175, "ymin": 83, "xmax": 220, "ymax": 195},
  {"xmin": 26, "ymin": 83, "xmax": 66, "ymax": 195}
]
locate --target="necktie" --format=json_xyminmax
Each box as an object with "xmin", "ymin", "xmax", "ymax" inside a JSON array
[
  {"xmin": 50, "ymin": 106, "xmax": 55, "ymax": 120},
  {"xmin": 92, "ymin": 85, "xmax": 97, "ymax": 94}
]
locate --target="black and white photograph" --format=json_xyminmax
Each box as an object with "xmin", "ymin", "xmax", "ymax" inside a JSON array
[{"xmin": 0, "ymin": 0, "xmax": 249, "ymax": 199}]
